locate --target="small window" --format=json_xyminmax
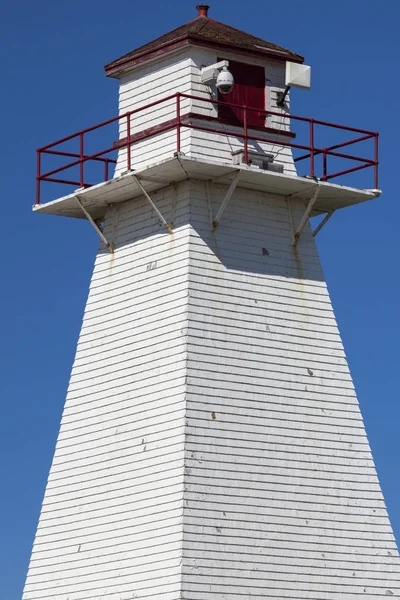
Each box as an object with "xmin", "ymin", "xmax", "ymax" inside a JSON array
[{"xmin": 218, "ymin": 59, "xmax": 266, "ymax": 128}]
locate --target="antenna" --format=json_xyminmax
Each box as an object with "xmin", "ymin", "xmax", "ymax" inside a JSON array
[{"xmin": 277, "ymin": 62, "xmax": 311, "ymax": 107}]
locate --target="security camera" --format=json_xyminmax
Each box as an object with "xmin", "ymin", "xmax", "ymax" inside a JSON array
[
  {"xmin": 216, "ymin": 66, "xmax": 234, "ymax": 95},
  {"xmin": 201, "ymin": 60, "xmax": 235, "ymax": 94}
]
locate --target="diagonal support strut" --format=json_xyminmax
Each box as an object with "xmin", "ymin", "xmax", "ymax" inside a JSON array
[
  {"xmin": 76, "ymin": 196, "xmax": 114, "ymax": 254},
  {"xmin": 291, "ymin": 183, "xmax": 321, "ymax": 246},
  {"xmin": 312, "ymin": 210, "xmax": 335, "ymax": 238},
  {"xmin": 212, "ymin": 171, "xmax": 241, "ymax": 231},
  {"xmin": 131, "ymin": 174, "xmax": 173, "ymax": 234}
]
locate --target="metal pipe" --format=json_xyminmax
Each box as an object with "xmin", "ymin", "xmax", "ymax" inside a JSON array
[
  {"xmin": 36, "ymin": 150, "xmax": 41, "ymax": 205},
  {"xmin": 41, "ymin": 176, "xmax": 91, "ymax": 187},
  {"xmin": 39, "ymin": 92, "xmax": 378, "ymax": 153},
  {"xmin": 322, "ymin": 151, "xmax": 327, "ymax": 181},
  {"xmin": 79, "ymin": 133, "xmax": 84, "ymax": 187},
  {"xmin": 41, "ymin": 149, "xmax": 116, "ymax": 164},
  {"xmin": 127, "ymin": 113, "xmax": 131, "ymax": 172},
  {"xmin": 324, "ymin": 162, "xmax": 373, "ymax": 181},
  {"xmin": 309, "ymin": 119, "xmax": 315, "ymax": 178},
  {"xmin": 36, "ymin": 92, "xmax": 379, "ymax": 197},
  {"xmin": 179, "ymin": 93, "xmax": 376, "ymax": 134},
  {"xmin": 40, "ymin": 144, "xmax": 120, "ymax": 179},
  {"xmin": 374, "ymin": 133, "xmax": 379, "ymax": 189},
  {"xmin": 243, "ymin": 107, "xmax": 248, "ymax": 164},
  {"xmin": 176, "ymin": 93, "xmax": 181, "ymax": 153},
  {"xmin": 38, "ymin": 93, "xmax": 179, "ymax": 151},
  {"xmin": 295, "ymin": 133, "xmax": 374, "ymax": 163}
]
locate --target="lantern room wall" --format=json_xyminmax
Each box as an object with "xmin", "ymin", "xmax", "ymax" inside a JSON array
[
  {"xmin": 113, "ymin": 47, "xmax": 296, "ymax": 177},
  {"xmin": 114, "ymin": 49, "xmax": 194, "ymax": 176}
]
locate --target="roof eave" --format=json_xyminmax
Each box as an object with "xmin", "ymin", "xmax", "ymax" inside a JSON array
[
  {"xmin": 188, "ymin": 34, "xmax": 304, "ymax": 64},
  {"xmin": 104, "ymin": 35, "xmax": 191, "ymax": 78},
  {"xmin": 105, "ymin": 33, "xmax": 304, "ymax": 78}
]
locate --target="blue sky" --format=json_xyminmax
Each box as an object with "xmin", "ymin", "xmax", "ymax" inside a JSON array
[{"xmin": 1, "ymin": 0, "xmax": 399, "ymax": 597}]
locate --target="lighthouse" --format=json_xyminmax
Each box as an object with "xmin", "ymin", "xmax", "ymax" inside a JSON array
[{"xmin": 23, "ymin": 4, "xmax": 400, "ymax": 600}]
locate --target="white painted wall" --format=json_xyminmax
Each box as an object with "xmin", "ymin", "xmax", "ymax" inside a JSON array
[
  {"xmin": 182, "ymin": 180, "xmax": 400, "ymax": 598},
  {"xmin": 114, "ymin": 47, "xmax": 295, "ymax": 176},
  {"xmin": 23, "ymin": 179, "xmax": 400, "ymax": 599},
  {"xmin": 114, "ymin": 50, "xmax": 194, "ymax": 175},
  {"xmin": 23, "ymin": 184, "xmax": 192, "ymax": 600}
]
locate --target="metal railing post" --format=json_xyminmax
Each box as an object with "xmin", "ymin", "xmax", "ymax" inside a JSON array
[
  {"xmin": 33, "ymin": 92, "xmax": 380, "ymax": 200},
  {"xmin": 243, "ymin": 106, "xmax": 248, "ymax": 164},
  {"xmin": 36, "ymin": 150, "xmax": 41, "ymax": 205},
  {"xmin": 374, "ymin": 133, "xmax": 379, "ymax": 189},
  {"xmin": 309, "ymin": 119, "xmax": 315, "ymax": 177},
  {"xmin": 127, "ymin": 113, "xmax": 132, "ymax": 171},
  {"xmin": 104, "ymin": 159, "xmax": 109, "ymax": 182},
  {"xmin": 79, "ymin": 133, "xmax": 84, "ymax": 187},
  {"xmin": 176, "ymin": 93, "xmax": 181, "ymax": 153},
  {"xmin": 322, "ymin": 150, "xmax": 328, "ymax": 181}
]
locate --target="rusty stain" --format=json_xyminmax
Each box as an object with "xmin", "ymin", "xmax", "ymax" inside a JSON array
[{"xmin": 211, "ymin": 411, "xmax": 216, "ymax": 420}]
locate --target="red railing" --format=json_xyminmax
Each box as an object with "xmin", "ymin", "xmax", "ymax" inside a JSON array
[{"xmin": 36, "ymin": 92, "xmax": 379, "ymax": 205}]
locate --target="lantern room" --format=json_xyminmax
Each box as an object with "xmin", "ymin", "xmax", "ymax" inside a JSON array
[
  {"xmin": 34, "ymin": 4, "xmax": 380, "ymax": 231},
  {"xmin": 106, "ymin": 3, "xmax": 303, "ymax": 178}
]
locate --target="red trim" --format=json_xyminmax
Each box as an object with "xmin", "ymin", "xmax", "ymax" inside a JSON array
[
  {"xmin": 105, "ymin": 37, "xmax": 191, "ymax": 77},
  {"xmin": 113, "ymin": 112, "xmax": 296, "ymax": 149},
  {"xmin": 36, "ymin": 92, "xmax": 379, "ymax": 204},
  {"xmin": 187, "ymin": 113, "xmax": 296, "ymax": 139}
]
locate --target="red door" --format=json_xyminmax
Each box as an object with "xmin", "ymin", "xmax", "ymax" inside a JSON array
[{"xmin": 218, "ymin": 59, "xmax": 265, "ymax": 128}]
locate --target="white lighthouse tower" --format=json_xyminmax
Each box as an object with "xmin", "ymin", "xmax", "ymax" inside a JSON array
[{"xmin": 23, "ymin": 5, "xmax": 400, "ymax": 600}]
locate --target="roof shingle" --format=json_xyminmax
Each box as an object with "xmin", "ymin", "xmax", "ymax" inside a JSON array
[{"xmin": 104, "ymin": 14, "xmax": 303, "ymax": 77}]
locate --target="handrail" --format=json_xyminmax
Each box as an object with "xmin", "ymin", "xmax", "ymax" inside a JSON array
[{"xmin": 36, "ymin": 92, "xmax": 379, "ymax": 205}]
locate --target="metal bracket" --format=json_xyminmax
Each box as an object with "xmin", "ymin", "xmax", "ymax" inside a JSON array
[
  {"xmin": 76, "ymin": 196, "xmax": 114, "ymax": 253},
  {"xmin": 212, "ymin": 171, "xmax": 241, "ymax": 231},
  {"xmin": 312, "ymin": 210, "xmax": 335, "ymax": 237},
  {"xmin": 276, "ymin": 85, "xmax": 290, "ymax": 107},
  {"xmin": 289, "ymin": 184, "xmax": 322, "ymax": 246},
  {"xmin": 131, "ymin": 174, "xmax": 173, "ymax": 234}
]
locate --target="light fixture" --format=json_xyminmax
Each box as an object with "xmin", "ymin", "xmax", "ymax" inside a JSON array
[{"xmin": 201, "ymin": 60, "xmax": 235, "ymax": 94}]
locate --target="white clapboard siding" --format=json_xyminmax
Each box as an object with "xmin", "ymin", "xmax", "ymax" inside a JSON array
[
  {"xmin": 114, "ymin": 50, "xmax": 194, "ymax": 175},
  {"xmin": 181, "ymin": 179, "xmax": 400, "ymax": 599},
  {"xmin": 23, "ymin": 177, "xmax": 400, "ymax": 600},
  {"xmin": 113, "ymin": 46, "xmax": 295, "ymax": 176},
  {"xmin": 22, "ymin": 183, "xmax": 191, "ymax": 600},
  {"xmin": 188, "ymin": 49, "xmax": 294, "ymax": 172}
]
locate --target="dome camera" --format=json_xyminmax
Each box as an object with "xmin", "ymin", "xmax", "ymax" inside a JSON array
[
  {"xmin": 201, "ymin": 61, "xmax": 235, "ymax": 94},
  {"xmin": 216, "ymin": 66, "xmax": 234, "ymax": 95}
]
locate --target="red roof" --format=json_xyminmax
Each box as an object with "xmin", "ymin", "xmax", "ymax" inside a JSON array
[{"xmin": 104, "ymin": 9, "xmax": 303, "ymax": 78}]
